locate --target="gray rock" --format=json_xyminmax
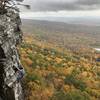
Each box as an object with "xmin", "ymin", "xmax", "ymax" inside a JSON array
[{"xmin": 0, "ymin": 9, "xmax": 24, "ymax": 100}]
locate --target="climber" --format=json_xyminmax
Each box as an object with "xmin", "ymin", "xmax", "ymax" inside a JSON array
[
  {"xmin": 13, "ymin": 63, "xmax": 25, "ymax": 82},
  {"xmin": 16, "ymin": 67, "xmax": 25, "ymax": 82},
  {"xmin": 96, "ymin": 58, "xmax": 100, "ymax": 62}
]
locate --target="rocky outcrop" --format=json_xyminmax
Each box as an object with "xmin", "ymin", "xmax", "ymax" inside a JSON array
[{"xmin": 0, "ymin": 9, "xmax": 24, "ymax": 100}]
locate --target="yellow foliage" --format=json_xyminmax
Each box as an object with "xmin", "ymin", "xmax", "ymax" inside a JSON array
[
  {"xmin": 47, "ymin": 57, "xmax": 52, "ymax": 61},
  {"xmin": 19, "ymin": 36, "xmax": 100, "ymax": 100},
  {"xmin": 24, "ymin": 36, "xmax": 33, "ymax": 44},
  {"xmin": 63, "ymin": 85, "xmax": 70, "ymax": 92},
  {"xmin": 44, "ymin": 88, "xmax": 54, "ymax": 97},
  {"xmin": 56, "ymin": 67, "xmax": 74, "ymax": 76},
  {"xmin": 27, "ymin": 49, "xmax": 33, "ymax": 54},
  {"xmin": 23, "ymin": 58, "xmax": 33, "ymax": 66},
  {"xmin": 80, "ymin": 71, "xmax": 88, "ymax": 77},
  {"xmin": 55, "ymin": 57, "xmax": 62, "ymax": 63}
]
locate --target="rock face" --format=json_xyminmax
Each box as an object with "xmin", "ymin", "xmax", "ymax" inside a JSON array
[{"xmin": 0, "ymin": 9, "xmax": 24, "ymax": 100}]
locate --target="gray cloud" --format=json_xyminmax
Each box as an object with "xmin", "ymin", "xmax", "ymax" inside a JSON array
[
  {"xmin": 21, "ymin": 0, "xmax": 100, "ymax": 11},
  {"xmin": 76, "ymin": 0, "xmax": 100, "ymax": 5}
]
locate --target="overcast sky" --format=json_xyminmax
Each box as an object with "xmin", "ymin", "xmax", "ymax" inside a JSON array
[{"xmin": 20, "ymin": 0, "xmax": 100, "ymax": 18}]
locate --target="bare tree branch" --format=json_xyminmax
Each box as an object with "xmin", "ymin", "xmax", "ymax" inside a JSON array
[{"xmin": 0, "ymin": 0, "xmax": 30, "ymax": 14}]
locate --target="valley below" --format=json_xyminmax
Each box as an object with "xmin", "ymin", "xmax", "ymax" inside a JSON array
[
  {"xmin": 22, "ymin": 19, "xmax": 100, "ymax": 50},
  {"xmin": 20, "ymin": 19, "xmax": 100, "ymax": 100}
]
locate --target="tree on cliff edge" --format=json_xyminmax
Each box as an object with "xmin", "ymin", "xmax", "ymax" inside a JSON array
[{"xmin": 0, "ymin": 0, "xmax": 30, "ymax": 14}]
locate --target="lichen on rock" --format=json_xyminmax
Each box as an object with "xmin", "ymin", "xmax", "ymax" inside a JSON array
[{"xmin": 0, "ymin": 9, "xmax": 24, "ymax": 100}]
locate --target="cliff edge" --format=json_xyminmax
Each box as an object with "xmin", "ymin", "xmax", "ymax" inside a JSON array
[{"xmin": 0, "ymin": 9, "xmax": 24, "ymax": 100}]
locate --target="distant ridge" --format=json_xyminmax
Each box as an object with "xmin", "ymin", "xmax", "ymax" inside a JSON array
[
  {"xmin": 22, "ymin": 19, "xmax": 100, "ymax": 34},
  {"xmin": 22, "ymin": 19, "xmax": 100, "ymax": 49},
  {"xmin": 21, "ymin": 16, "xmax": 100, "ymax": 26}
]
